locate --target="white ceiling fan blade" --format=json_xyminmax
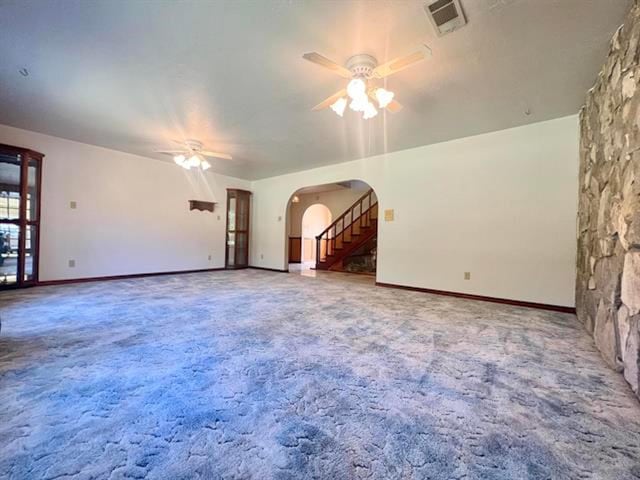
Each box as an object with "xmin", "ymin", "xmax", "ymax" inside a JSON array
[
  {"xmin": 302, "ymin": 52, "xmax": 352, "ymax": 78},
  {"xmin": 200, "ymin": 150, "xmax": 233, "ymax": 160},
  {"xmin": 312, "ymin": 89, "xmax": 347, "ymax": 111},
  {"xmin": 372, "ymin": 45, "xmax": 432, "ymax": 79}
]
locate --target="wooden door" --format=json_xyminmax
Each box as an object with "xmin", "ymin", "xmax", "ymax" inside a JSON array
[
  {"xmin": 0, "ymin": 144, "xmax": 43, "ymax": 289},
  {"xmin": 225, "ymin": 189, "xmax": 251, "ymax": 269}
]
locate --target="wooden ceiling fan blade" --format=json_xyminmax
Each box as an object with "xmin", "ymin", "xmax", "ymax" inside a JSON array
[
  {"xmin": 386, "ymin": 99, "xmax": 404, "ymax": 113},
  {"xmin": 312, "ymin": 89, "xmax": 347, "ymax": 111},
  {"xmin": 201, "ymin": 150, "xmax": 233, "ymax": 160},
  {"xmin": 367, "ymin": 91, "xmax": 403, "ymax": 113},
  {"xmin": 372, "ymin": 45, "xmax": 432, "ymax": 78},
  {"xmin": 156, "ymin": 150, "xmax": 188, "ymax": 155},
  {"xmin": 302, "ymin": 52, "xmax": 352, "ymax": 78}
]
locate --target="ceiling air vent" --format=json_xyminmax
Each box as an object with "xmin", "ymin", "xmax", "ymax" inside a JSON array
[{"xmin": 424, "ymin": 0, "xmax": 467, "ymax": 36}]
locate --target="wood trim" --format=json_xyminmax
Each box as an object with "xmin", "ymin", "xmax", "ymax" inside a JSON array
[
  {"xmin": 249, "ymin": 266, "xmax": 288, "ymax": 273},
  {"xmin": 37, "ymin": 267, "xmax": 227, "ymax": 287},
  {"xmin": 20, "ymin": 151, "xmax": 44, "ymax": 286},
  {"xmin": 288, "ymin": 236, "xmax": 302, "ymax": 263},
  {"xmin": 0, "ymin": 144, "xmax": 44, "ymax": 158},
  {"xmin": 225, "ymin": 189, "xmax": 251, "ymax": 269},
  {"xmin": 224, "ymin": 190, "xmax": 230, "ymax": 268},
  {"xmin": 375, "ymin": 282, "xmax": 576, "ymax": 314},
  {"xmin": 188, "ymin": 200, "xmax": 216, "ymax": 212},
  {"xmin": 226, "ymin": 188, "xmax": 253, "ymax": 195},
  {"xmin": 33, "ymin": 152, "xmax": 43, "ymax": 284},
  {"xmin": 317, "ymin": 188, "xmax": 374, "ymax": 240},
  {"xmin": 17, "ymin": 151, "xmax": 27, "ymax": 284},
  {"xmin": 0, "ymin": 144, "xmax": 44, "ymax": 289},
  {"xmin": 319, "ymin": 216, "xmax": 377, "ymax": 271}
]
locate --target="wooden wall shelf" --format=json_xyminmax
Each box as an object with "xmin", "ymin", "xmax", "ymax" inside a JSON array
[{"xmin": 189, "ymin": 200, "xmax": 216, "ymax": 212}]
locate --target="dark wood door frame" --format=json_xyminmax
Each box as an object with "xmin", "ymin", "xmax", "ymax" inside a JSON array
[
  {"xmin": 0, "ymin": 143, "xmax": 44, "ymax": 289},
  {"xmin": 224, "ymin": 188, "xmax": 252, "ymax": 269}
]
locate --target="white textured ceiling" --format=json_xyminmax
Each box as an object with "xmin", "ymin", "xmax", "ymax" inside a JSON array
[{"xmin": 0, "ymin": 0, "xmax": 631, "ymax": 179}]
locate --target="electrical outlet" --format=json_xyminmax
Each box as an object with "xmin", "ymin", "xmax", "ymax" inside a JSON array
[
  {"xmin": 208, "ymin": 254, "xmax": 212, "ymax": 261},
  {"xmin": 68, "ymin": 259, "xmax": 76, "ymax": 268},
  {"xmin": 70, "ymin": 201, "xmax": 77, "ymax": 209},
  {"xmin": 277, "ymin": 216, "xmax": 282, "ymax": 222},
  {"xmin": 464, "ymin": 272, "xmax": 471, "ymax": 280},
  {"xmin": 261, "ymin": 254, "xmax": 264, "ymax": 260},
  {"xmin": 217, "ymin": 215, "xmax": 221, "ymax": 221}
]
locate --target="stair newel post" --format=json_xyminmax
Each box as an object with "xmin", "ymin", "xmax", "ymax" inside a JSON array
[
  {"xmin": 315, "ymin": 234, "xmax": 321, "ymax": 269},
  {"xmin": 350, "ymin": 206, "xmax": 353, "ymax": 239},
  {"xmin": 364, "ymin": 194, "xmax": 368, "ymax": 227},
  {"xmin": 332, "ymin": 225, "xmax": 335, "ymax": 256},
  {"xmin": 362, "ymin": 196, "xmax": 367, "ymax": 227},
  {"xmin": 349, "ymin": 207, "xmax": 353, "ymax": 240},
  {"xmin": 363, "ymin": 191, "xmax": 371, "ymax": 227}
]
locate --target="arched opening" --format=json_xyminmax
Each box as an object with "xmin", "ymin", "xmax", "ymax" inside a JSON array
[
  {"xmin": 285, "ymin": 180, "xmax": 378, "ymax": 278},
  {"xmin": 300, "ymin": 204, "xmax": 332, "ymax": 268}
]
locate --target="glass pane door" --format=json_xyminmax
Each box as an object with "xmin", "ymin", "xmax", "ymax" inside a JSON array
[
  {"xmin": 24, "ymin": 156, "xmax": 41, "ymax": 284},
  {"xmin": 225, "ymin": 189, "xmax": 251, "ymax": 269},
  {"xmin": 0, "ymin": 152, "xmax": 22, "ymax": 287},
  {"xmin": 0, "ymin": 146, "xmax": 42, "ymax": 289},
  {"xmin": 0, "ymin": 222, "xmax": 19, "ymax": 286}
]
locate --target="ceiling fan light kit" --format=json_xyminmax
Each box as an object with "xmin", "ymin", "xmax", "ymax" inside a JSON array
[
  {"xmin": 375, "ymin": 88, "xmax": 394, "ymax": 108},
  {"xmin": 303, "ymin": 46, "xmax": 431, "ymax": 120},
  {"xmin": 157, "ymin": 139, "xmax": 230, "ymax": 171},
  {"xmin": 330, "ymin": 97, "xmax": 347, "ymax": 117},
  {"xmin": 156, "ymin": 46, "xmax": 430, "ymax": 170},
  {"xmin": 174, "ymin": 153, "xmax": 211, "ymax": 171}
]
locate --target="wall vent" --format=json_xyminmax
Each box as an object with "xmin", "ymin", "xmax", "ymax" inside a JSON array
[{"xmin": 424, "ymin": 0, "xmax": 467, "ymax": 36}]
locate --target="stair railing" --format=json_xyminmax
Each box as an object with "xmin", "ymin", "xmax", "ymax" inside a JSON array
[{"xmin": 315, "ymin": 188, "xmax": 378, "ymax": 267}]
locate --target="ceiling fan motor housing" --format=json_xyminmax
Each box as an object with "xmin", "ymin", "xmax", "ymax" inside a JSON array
[
  {"xmin": 346, "ymin": 54, "xmax": 378, "ymax": 78},
  {"xmin": 184, "ymin": 139, "xmax": 203, "ymax": 152}
]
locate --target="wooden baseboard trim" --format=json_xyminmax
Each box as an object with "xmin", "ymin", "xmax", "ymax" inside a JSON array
[
  {"xmin": 37, "ymin": 267, "xmax": 227, "ymax": 286},
  {"xmin": 249, "ymin": 266, "xmax": 289, "ymax": 273},
  {"xmin": 375, "ymin": 282, "xmax": 576, "ymax": 314}
]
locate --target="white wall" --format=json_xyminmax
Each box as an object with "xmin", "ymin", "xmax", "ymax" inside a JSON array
[
  {"xmin": 250, "ymin": 115, "xmax": 579, "ymax": 307},
  {"xmin": 0, "ymin": 116, "xmax": 579, "ymax": 305},
  {"xmin": 0, "ymin": 124, "xmax": 249, "ymax": 281}
]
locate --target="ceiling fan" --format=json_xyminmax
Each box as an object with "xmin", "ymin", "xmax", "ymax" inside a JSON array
[
  {"xmin": 155, "ymin": 139, "xmax": 232, "ymax": 171},
  {"xmin": 302, "ymin": 45, "xmax": 432, "ymax": 119}
]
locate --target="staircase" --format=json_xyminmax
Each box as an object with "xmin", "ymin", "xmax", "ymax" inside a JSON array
[{"xmin": 315, "ymin": 189, "xmax": 378, "ymax": 271}]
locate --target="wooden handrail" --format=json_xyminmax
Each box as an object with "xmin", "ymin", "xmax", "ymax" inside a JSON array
[
  {"xmin": 316, "ymin": 188, "xmax": 375, "ymax": 240},
  {"xmin": 315, "ymin": 188, "xmax": 377, "ymax": 268}
]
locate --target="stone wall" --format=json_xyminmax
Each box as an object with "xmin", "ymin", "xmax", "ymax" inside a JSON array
[{"xmin": 577, "ymin": 1, "xmax": 640, "ymax": 399}]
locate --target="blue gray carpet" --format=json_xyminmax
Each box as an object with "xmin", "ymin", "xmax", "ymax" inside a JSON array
[{"xmin": 1, "ymin": 270, "xmax": 639, "ymax": 479}]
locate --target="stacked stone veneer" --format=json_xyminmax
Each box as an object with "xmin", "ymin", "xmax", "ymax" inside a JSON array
[{"xmin": 577, "ymin": 2, "xmax": 640, "ymax": 399}]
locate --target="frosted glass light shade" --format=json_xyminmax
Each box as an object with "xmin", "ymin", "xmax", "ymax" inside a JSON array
[
  {"xmin": 375, "ymin": 88, "xmax": 394, "ymax": 108},
  {"xmin": 330, "ymin": 97, "xmax": 347, "ymax": 117}
]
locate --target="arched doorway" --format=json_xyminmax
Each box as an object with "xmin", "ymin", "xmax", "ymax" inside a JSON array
[
  {"xmin": 300, "ymin": 204, "xmax": 332, "ymax": 267},
  {"xmin": 285, "ymin": 180, "xmax": 378, "ymax": 277}
]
